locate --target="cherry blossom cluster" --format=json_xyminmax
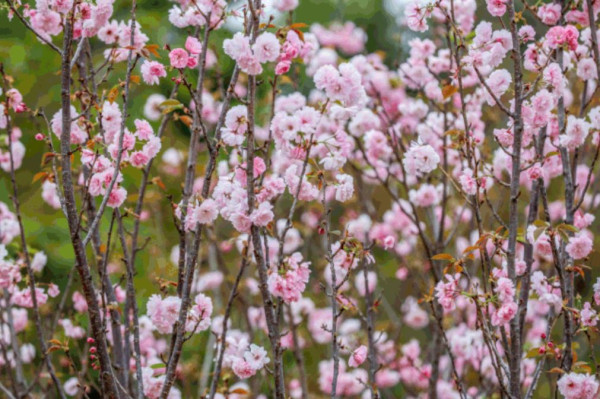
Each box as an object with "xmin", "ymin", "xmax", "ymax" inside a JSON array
[{"xmin": 3, "ymin": 0, "xmax": 600, "ymax": 397}]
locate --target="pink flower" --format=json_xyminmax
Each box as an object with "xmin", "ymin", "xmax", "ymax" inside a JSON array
[
  {"xmin": 107, "ymin": 186, "xmax": 127, "ymax": 208},
  {"xmin": 267, "ymin": 252, "xmax": 311, "ymax": 303},
  {"xmin": 491, "ymin": 301, "xmax": 517, "ymax": 326},
  {"xmin": 31, "ymin": 251, "xmax": 47, "ymax": 273},
  {"xmin": 546, "ymin": 26, "xmax": 579, "ymax": 51},
  {"xmin": 12, "ymin": 287, "xmax": 48, "ymax": 308},
  {"xmin": 141, "ymin": 60, "xmax": 166, "ymax": 85},
  {"xmin": 383, "ymin": 235, "xmax": 395, "ymax": 250},
  {"xmin": 281, "ymin": 38, "xmax": 299, "ymax": 61},
  {"xmin": 101, "ymin": 101, "xmax": 122, "ymax": 143},
  {"xmin": 194, "ymin": 271, "xmax": 224, "ymax": 292},
  {"xmin": 581, "ymin": 302, "xmax": 597, "ymax": 327},
  {"xmin": 402, "ymin": 144, "xmax": 440, "ymax": 177},
  {"xmin": 253, "ymin": 32, "xmax": 281, "ymax": 63},
  {"xmin": 273, "ymin": 0, "xmax": 298, "ymax": 12},
  {"xmin": 484, "ymin": 69, "xmax": 512, "ymax": 105},
  {"xmin": 495, "ymin": 277, "xmax": 515, "ymax": 303},
  {"xmin": 30, "ymin": 10, "xmax": 62, "ymax": 37},
  {"xmin": 146, "ymin": 295, "xmax": 181, "ymax": 334},
  {"xmin": 72, "ymin": 291, "xmax": 88, "ymax": 313},
  {"xmin": 223, "ymin": 32, "xmax": 265, "ymax": 75},
  {"xmin": 144, "ymin": 94, "xmax": 166, "ymax": 121},
  {"xmin": 544, "ymin": 62, "xmax": 564, "ymax": 90},
  {"xmin": 560, "ymin": 116, "xmax": 590, "ymax": 150},
  {"xmin": 232, "ymin": 359, "xmax": 256, "ymax": 379},
  {"xmin": 537, "ymin": 3, "xmax": 561, "ymax": 25},
  {"xmin": 335, "ymin": 174, "xmax": 354, "ymax": 202},
  {"xmin": 577, "ymin": 58, "xmax": 597, "ymax": 81},
  {"xmin": 98, "ymin": 20, "xmax": 120, "ymax": 44},
  {"xmin": 409, "ymin": 184, "xmax": 440, "ymax": 208},
  {"xmin": 402, "ymin": 297, "xmax": 429, "ymax": 328},
  {"xmin": 187, "ymin": 56, "xmax": 198, "ymax": 68},
  {"xmin": 141, "ymin": 367, "xmax": 181, "ymax": 399},
  {"xmin": 396, "ymin": 267, "xmax": 408, "ymax": 280},
  {"xmin": 566, "ymin": 233, "xmax": 593, "ymax": 260},
  {"xmin": 515, "ymin": 259, "xmax": 527, "ymax": 276},
  {"xmin": 143, "ymin": 136, "xmax": 162, "ymax": 159},
  {"xmin": 528, "ymin": 164, "xmax": 543, "ymax": 181},
  {"xmin": 314, "ymin": 63, "xmax": 366, "ymax": 107},
  {"xmin": 230, "ymin": 212, "xmax": 252, "ymax": 233},
  {"xmin": 355, "ymin": 271, "xmax": 377, "ymax": 296},
  {"xmin": 60, "ymin": 319, "xmax": 85, "ymax": 339},
  {"xmin": 275, "ymin": 60, "xmax": 291, "ymax": 75},
  {"xmin": 459, "ymin": 170, "xmax": 477, "ymax": 196},
  {"xmin": 169, "ymin": 48, "xmax": 189, "ymax": 69},
  {"xmin": 48, "ymin": 283, "xmax": 60, "ymax": 297},
  {"xmin": 6, "ymin": 89, "xmax": 25, "ymax": 112},
  {"xmin": 185, "ymin": 36, "xmax": 202, "ymax": 54},
  {"xmin": 594, "ymin": 278, "xmax": 600, "ymax": 305},
  {"xmin": 0, "ymin": 141, "xmax": 25, "ymax": 172},
  {"xmin": 564, "ymin": 25, "xmax": 579, "ymax": 51},
  {"xmin": 250, "ymin": 202, "xmax": 274, "ymax": 227},
  {"xmin": 223, "ymin": 32, "xmax": 251, "ymax": 61},
  {"xmin": 0, "ymin": 259, "xmax": 20, "ymax": 289},
  {"xmin": 186, "ymin": 293, "xmax": 213, "ymax": 332},
  {"xmin": 195, "ymin": 199, "xmax": 219, "ymax": 225},
  {"xmin": 435, "ymin": 274, "xmax": 460, "ymax": 311},
  {"xmin": 42, "ymin": 181, "xmax": 61, "ymax": 209},
  {"xmin": 134, "ymin": 119, "xmax": 154, "ymax": 140},
  {"xmin": 221, "ymin": 105, "xmax": 248, "ymax": 146},
  {"xmin": 243, "ymin": 344, "xmax": 270, "ymax": 370},
  {"xmin": 405, "ymin": 2, "xmax": 431, "ymax": 32},
  {"xmin": 63, "ymin": 378, "xmax": 79, "ymax": 396},
  {"xmin": 519, "ymin": 25, "xmax": 536, "ymax": 42},
  {"xmin": 557, "ymin": 373, "xmax": 599, "ymax": 399},
  {"xmin": 486, "ymin": 0, "xmax": 507, "ymax": 16},
  {"xmin": 237, "ymin": 53, "xmax": 262, "ymax": 75},
  {"xmin": 348, "ymin": 345, "xmax": 367, "ymax": 367},
  {"xmin": 253, "ymin": 157, "xmax": 266, "ymax": 176},
  {"xmin": 376, "ymin": 369, "xmax": 401, "ymax": 388},
  {"xmin": 130, "ymin": 151, "xmax": 150, "ymax": 168}
]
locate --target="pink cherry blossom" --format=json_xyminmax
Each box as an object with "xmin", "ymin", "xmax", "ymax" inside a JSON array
[
  {"xmin": 348, "ymin": 345, "xmax": 367, "ymax": 367},
  {"xmin": 566, "ymin": 233, "xmax": 593, "ymax": 260},
  {"xmin": 403, "ymin": 144, "xmax": 440, "ymax": 177},
  {"xmin": 147, "ymin": 295, "xmax": 182, "ymax": 334},
  {"xmin": 185, "ymin": 36, "xmax": 202, "ymax": 54},
  {"xmin": 169, "ymin": 48, "xmax": 189, "ymax": 69},
  {"xmin": 253, "ymin": 32, "xmax": 281, "ymax": 63},
  {"xmin": 141, "ymin": 60, "xmax": 167, "ymax": 85},
  {"xmin": 557, "ymin": 373, "xmax": 599, "ymax": 399}
]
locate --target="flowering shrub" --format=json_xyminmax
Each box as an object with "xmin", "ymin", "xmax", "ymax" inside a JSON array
[{"xmin": 2, "ymin": 0, "xmax": 600, "ymax": 398}]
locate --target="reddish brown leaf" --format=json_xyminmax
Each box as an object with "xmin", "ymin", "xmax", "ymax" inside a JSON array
[{"xmin": 32, "ymin": 171, "xmax": 48, "ymax": 183}]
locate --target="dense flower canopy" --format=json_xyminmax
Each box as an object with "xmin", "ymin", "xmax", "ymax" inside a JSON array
[{"xmin": 2, "ymin": 0, "xmax": 600, "ymax": 398}]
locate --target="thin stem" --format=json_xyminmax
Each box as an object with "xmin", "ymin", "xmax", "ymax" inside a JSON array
[{"xmin": 58, "ymin": 7, "xmax": 119, "ymax": 397}]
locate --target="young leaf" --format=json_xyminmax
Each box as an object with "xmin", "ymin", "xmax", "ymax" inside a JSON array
[{"xmin": 432, "ymin": 253, "xmax": 455, "ymax": 262}]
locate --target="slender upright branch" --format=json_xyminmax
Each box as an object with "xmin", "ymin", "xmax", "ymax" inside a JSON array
[{"xmin": 58, "ymin": 7, "xmax": 119, "ymax": 398}]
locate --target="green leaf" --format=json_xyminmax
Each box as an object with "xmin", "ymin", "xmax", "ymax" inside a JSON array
[
  {"xmin": 533, "ymin": 226, "xmax": 547, "ymax": 241},
  {"xmin": 159, "ymin": 99, "xmax": 182, "ymax": 107},
  {"xmin": 557, "ymin": 223, "xmax": 579, "ymax": 233},
  {"xmin": 526, "ymin": 347, "xmax": 541, "ymax": 358},
  {"xmin": 160, "ymin": 99, "xmax": 184, "ymax": 114}
]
